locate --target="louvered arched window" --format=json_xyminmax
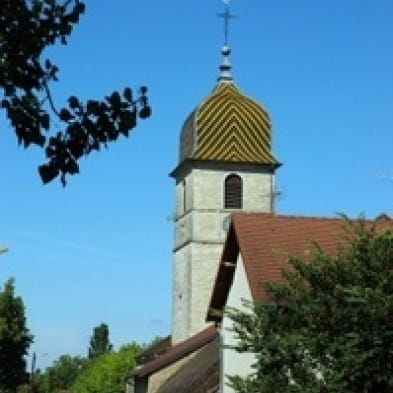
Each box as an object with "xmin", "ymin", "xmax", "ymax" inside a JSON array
[{"xmin": 224, "ymin": 174, "xmax": 242, "ymax": 209}]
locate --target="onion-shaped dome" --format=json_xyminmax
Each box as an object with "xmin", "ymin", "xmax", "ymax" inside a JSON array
[{"xmin": 179, "ymin": 47, "xmax": 279, "ymax": 166}]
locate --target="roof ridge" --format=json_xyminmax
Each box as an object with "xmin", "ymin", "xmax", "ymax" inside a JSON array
[{"xmin": 232, "ymin": 212, "xmax": 378, "ymax": 222}]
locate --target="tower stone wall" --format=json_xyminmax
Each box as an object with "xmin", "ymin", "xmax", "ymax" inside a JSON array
[{"xmin": 171, "ymin": 163, "xmax": 276, "ymax": 344}]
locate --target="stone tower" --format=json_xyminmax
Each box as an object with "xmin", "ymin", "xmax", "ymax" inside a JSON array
[{"xmin": 170, "ymin": 45, "xmax": 281, "ymax": 344}]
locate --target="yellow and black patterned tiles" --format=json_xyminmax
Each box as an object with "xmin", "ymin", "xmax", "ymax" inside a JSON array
[{"xmin": 192, "ymin": 83, "xmax": 278, "ymax": 164}]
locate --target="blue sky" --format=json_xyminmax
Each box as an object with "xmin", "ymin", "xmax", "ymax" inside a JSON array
[{"xmin": 1, "ymin": 0, "xmax": 393, "ymax": 369}]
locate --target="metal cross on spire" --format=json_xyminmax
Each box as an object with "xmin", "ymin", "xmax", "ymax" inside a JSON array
[{"xmin": 217, "ymin": 0, "xmax": 236, "ymax": 46}]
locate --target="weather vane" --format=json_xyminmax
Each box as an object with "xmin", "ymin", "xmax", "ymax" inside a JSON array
[{"xmin": 217, "ymin": 0, "xmax": 236, "ymax": 46}]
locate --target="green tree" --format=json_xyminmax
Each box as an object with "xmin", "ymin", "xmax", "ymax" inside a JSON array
[
  {"xmin": 141, "ymin": 335, "xmax": 164, "ymax": 350},
  {"xmin": 227, "ymin": 219, "xmax": 393, "ymax": 393},
  {"xmin": 0, "ymin": 279, "xmax": 33, "ymax": 393},
  {"xmin": 1, "ymin": 0, "xmax": 151, "ymax": 186},
  {"xmin": 88, "ymin": 323, "xmax": 112, "ymax": 359},
  {"xmin": 37, "ymin": 355, "xmax": 87, "ymax": 393},
  {"xmin": 72, "ymin": 343, "xmax": 141, "ymax": 393}
]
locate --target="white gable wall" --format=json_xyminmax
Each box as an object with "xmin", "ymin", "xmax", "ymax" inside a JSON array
[{"xmin": 221, "ymin": 253, "xmax": 256, "ymax": 393}]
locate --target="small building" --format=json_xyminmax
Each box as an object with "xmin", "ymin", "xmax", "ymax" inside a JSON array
[{"xmin": 130, "ymin": 326, "xmax": 219, "ymax": 393}]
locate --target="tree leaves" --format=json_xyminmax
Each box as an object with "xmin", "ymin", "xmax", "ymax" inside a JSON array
[
  {"xmin": 139, "ymin": 105, "xmax": 151, "ymax": 119},
  {"xmin": 59, "ymin": 108, "xmax": 73, "ymax": 121},
  {"xmin": 88, "ymin": 323, "xmax": 113, "ymax": 360},
  {"xmin": 1, "ymin": 0, "xmax": 151, "ymax": 186},
  {"xmin": 40, "ymin": 113, "xmax": 50, "ymax": 130},
  {"xmin": 123, "ymin": 87, "xmax": 133, "ymax": 102},
  {"xmin": 0, "ymin": 279, "xmax": 33, "ymax": 393},
  {"xmin": 228, "ymin": 219, "xmax": 393, "ymax": 393},
  {"xmin": 35, "ymin": 355, "xmax": 88, "ymax": 393},
  {"xmin": 68, "ymin": 95, "xmax": 80, "ymax": 109},
  {"xmin": 72, "ymin": 343, "xmax": 141, "ymax": 393}
]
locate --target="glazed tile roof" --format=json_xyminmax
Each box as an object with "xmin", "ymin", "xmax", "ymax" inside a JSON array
[
  {"xmin": 179, "ymin": 83, "xmax": 279, "ymax": 166},
  {"xmin": 208, "ymin": 213, "xmax": 393, "ymax": 320}
]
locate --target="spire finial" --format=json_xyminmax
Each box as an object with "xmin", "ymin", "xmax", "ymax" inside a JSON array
[
  {"xmin": 217, "ymin": 0, "xmax": 236, "ymax": 46},
  {"xmin": 217, "ymin": 1, "xmax": 236, "ymax": 82}
]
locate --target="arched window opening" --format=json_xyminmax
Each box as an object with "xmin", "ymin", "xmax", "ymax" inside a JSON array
[{"xmin": 224, "ymin": 174, "xmax": 242, "ymax": 209}]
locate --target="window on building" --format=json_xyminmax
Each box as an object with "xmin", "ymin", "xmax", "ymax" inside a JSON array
[{"xmin": 224, "ymin": 174, "xmax": 242, "ymax": 209}]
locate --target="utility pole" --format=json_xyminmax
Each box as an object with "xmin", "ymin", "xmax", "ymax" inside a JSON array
[
  {"xmin": 30, "ymin": 351, "xmax": 48, "ymax": 393},
  {"xmin": 30, "ymin": 352, "xmax": 37, "ymax": 393}
]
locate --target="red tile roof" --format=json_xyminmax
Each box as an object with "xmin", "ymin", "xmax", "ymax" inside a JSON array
[{"xmin": 208, "ymin": 213, "xmax": 393, "ymax": 321}]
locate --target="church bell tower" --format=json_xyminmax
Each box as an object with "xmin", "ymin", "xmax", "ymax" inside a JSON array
[{"xmin": 170, "ymin": 5, "xmax": 281, "ymax": 345}]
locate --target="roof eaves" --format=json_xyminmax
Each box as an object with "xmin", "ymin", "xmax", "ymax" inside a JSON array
[
  {"xmin": 207, "ymin": 220, "xmax": 240, "ymax": 322},
  {"xmin": 133, "ymin": 325, "xmax": 218, "ymax": 378}
]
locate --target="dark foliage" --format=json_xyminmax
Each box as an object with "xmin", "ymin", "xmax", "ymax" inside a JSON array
[
  {"xmin": 0, "ymin": 279, "xmax": 33, "ymax": 393},
  {"xmin": 35, "ymin": 355, "xmax": 87, "ymax": 393},
  {"xmin": 1, "ymin": 0, "xmax": 151, "ymax": 185},
  {"xmin": 88, "ymin": 323, "xmax": 112, "ymax": 360},
  {"xmin": 227, "ymin": 219, "xmax": 393, "ymax": 393}
]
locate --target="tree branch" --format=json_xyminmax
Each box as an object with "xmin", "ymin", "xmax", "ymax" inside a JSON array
[
  {"xmin": 42, "ymin": 79, "xmax": 60, "ymax": 118},
  {"xmin": 62, "ymin": 0, "xmax": 74, "ymax": 8}
]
